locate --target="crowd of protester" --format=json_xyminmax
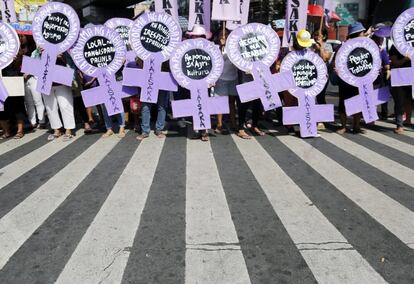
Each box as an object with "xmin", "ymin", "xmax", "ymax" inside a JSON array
[{"xmin": 0, "ymin": 20, "xmax": 413, "ymax": 142}]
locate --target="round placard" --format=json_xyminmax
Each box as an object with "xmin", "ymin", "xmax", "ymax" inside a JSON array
[
  {"xmin": 281, "ymin": 50, "xmax": 328, "ymax": 97},
  {"xmin": 0, "ymin": 22, "xmax": 20, "ymax": 70},
  {"xmin": 392, "ymin": 7, "xmax": 414, "ymax": 57},
  {"xmin": 70, "ymin": 25, "xmax": 127, "ymax": 77},
  {"xmin": 130, "ymin": 12, "xmax": 182, "ymax": 61},
  {"xmin": 335, "ymin": 37, "xmax": 381, "ymax": 86},
  {"xmin": 225, "ymin": 23, "xmax": 280, "ymax": 72},
  {"xmin": 105, "ymin": 18, "xmax": 134, "ymax": 51},
  {"xmin": 170, "ymin": 38, "xmax": 224, "ymax": 88},
  {"xmin": 32, "ymin": 2, "xmax": 80, "ymax": 53}
]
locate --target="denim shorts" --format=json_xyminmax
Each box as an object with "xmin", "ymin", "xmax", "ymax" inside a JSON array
[{"xmin": 213, "ymin": 79, "xmax": 238, "ymax": 96}]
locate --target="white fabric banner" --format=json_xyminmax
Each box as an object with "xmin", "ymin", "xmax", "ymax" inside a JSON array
[
  {"xmin": 226, "ymin": 0, "xmax": 250, "ymax": 30},
  {"xmin": 211, "ymin": 0, "xmax": 240, "ymax": 21}
]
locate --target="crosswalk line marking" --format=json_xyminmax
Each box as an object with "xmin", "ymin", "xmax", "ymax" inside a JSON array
[
  {"xmin": 0, "ymin": 130, "xmax": 47, "ymax": 156},
  {"xmin": 374, "ymin": 120, "xmax": 414, "ymax": 138},
  {"xmin": 55, "ymin": 135, "xmax": 165, "ymax": 284},
  {"xmin": 363, "ymin": 129, "xmax": 414, "ymax": 157},
  {"xmin": 185, "ymin": 139, "xmax": 251, "ymax": 284},
  {"xmin": 233, "ymin": 135, "xmax": 386, "ymax": 284},
  {"xmin": 279, "ymin": 135, "xmax": 414, "ymax": 250},
  {"xmin": 0, "ymin": 137, "xmax": 120, "ymax": 270},
  {"xmin": 0, "ymin": 133, "xmax": 85, "ymax": 190},
  {"xmin": 321, "ymin": 133, "xmax": 414, "ymax": 188}
]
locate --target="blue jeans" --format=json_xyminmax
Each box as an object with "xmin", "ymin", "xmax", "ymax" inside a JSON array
[
  {"xmin": 141, "ymin": 91, "xmax": 169, "ymax": 134},
  {"xmin": 102, "ymin": 105, "xmax": 126, "ymax": 130}
]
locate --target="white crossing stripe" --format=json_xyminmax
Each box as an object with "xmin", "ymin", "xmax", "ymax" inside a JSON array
[
  {"xmin": 363, "ymin": 129, "xmax": 414, "ymax": 157},
  {"xmin": 0, "ymin": 129, "xmax": 47, "ymax": 156},
  {"xmin": 0, "ymin": 133, "xmax": 85, "ymax": 190},
  {"xmin": 233, "ymin": 135, "xmax": 386, "ymax": 284},
  {"xmin": 56, "ymin": 135, "xmax": 165, "ymax": 284},
  {"xmin": 322, "ymin": 133, "xmax": 414, "ymax": 188},
  {"xmin": 0, "ymin": 137, "xmax": 120, "ymax": 270},
  {"xmin": 279, "ymin": 135, "xmax": 414, "ymax": 250},
  {"xmin": 185, "ymin": 139, "xmax": 251, "ymax": 284}
]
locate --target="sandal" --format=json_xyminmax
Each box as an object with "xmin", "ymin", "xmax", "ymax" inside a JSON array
[
  {"xmin": 237, "ymin": 130, "xmax": 251, "ymax": 140},
  {"xmin": 62, "ymin": 134, "xmax": 74, "ymax": 141},
  {"xmin": 155, "ymin": 131, "xmax": 166, "ymax": 138},
  {"xmin": 14, "ymin": 132, "xmax": 24, "ymax": 139},
  {"xmin": 336, "ymin": 127, "xmax": 346, "ymax": 135},
  {"xmin": 352, "ymin": 128, "xmax": 366, "ymax": 134},
  {"xmin": 0, "ymin": 133, "xmax": 12, "ymax": 140},
  {"xmin": 252, "ymin": 127, "xmax": 265, "ymax": 136},
  {"xmin": 201, "ymin": 132, "xmax": 209, "ymax": 142},
  {"xmin": 136, "ymin": 133, "xmax": 149, "ymax": 141},
  {"xmin": 102, "ymin": 129, "xmax": 114, "ymax": 138},
  {"xmin": 48, "ymin": 133, "xmax": 61, "ymax": 141},
  {"xmin": 214, "ymin": 126, "xmax": 223, "ymax": 134},
  {"xmin": 118, "ymin": 131, "xmax": 126, "ymax": 138}
]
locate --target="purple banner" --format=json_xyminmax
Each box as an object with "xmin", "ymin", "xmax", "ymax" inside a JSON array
[
  {"xmin": 188, "ymin": 0, "xmax": 211, "ymax": 33},
  {"xmin": 1, "ymin": 0, "xmax": 17, "ymax": 23},
  {"xmin": 283, "ymin": 0, "xmax": 309, "ymax": 47},
  {"xmin": 154, "ymin": 0, "xmax": 179, "ymax": 24}
]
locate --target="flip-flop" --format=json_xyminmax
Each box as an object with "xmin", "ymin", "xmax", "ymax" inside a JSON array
[
  {"xmin": 0, "ymin": 134, "xmax": 12, "ymax": 140},
  {"xmin": 237, "ymin": 133, "xmax": 251, "ymax": 140},
  {"xmin": 14, "ymin": 132, "xmax": 24, "ymax": 140}
]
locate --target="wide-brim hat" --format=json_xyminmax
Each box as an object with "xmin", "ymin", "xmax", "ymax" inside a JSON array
[
  {"xmin": 186, "ymin": 25, "xmax": 213, "ymax": 40},
  {"xmin": 374, "ymin": 23, "xmax": 391, "ymax": 38},
  {"xmin": 348, "ymin": 22, "xmax": 366, "ymax": 36},
  {"xmin": 297, "ymin": 29, "xmax": 313, "ymax": 48}
]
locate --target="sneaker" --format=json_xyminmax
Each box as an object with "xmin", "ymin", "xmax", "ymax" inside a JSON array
[{"xmin": 394, "ymin": 127, "xmax": 404, "ymax": 135}]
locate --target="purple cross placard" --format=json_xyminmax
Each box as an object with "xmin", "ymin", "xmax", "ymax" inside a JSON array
[
  {"xmin": 170, "ymin": 38, "xmax": 228, "ymax": 130},
  {"xmin": 391, "ymin": 7, "xmax": 414, "ymax": 99},
  {"xmin": 0, "ymin": 22, "xmax": 20, "ymax": 111},
  {"xmin": 21, "ymin": 2, "xmax": 80, "ymax": 95},
  {"xmin": 226, "ymin": 23, "xmax": 295, "ymax": 111},
  {"xmin": 281, "ymin": 50, "xmax": 333, "ymax": 138},
  {"xmin": 123, "ymin": 12, "xmax": 182, "ymax": 104},
  {"xmin": 335, "ymin": 37, "xmax": 389, "ymax": 123},
  {"xmin": 70, "ymin": 25, "xmax": 129, "ymax": 116}
]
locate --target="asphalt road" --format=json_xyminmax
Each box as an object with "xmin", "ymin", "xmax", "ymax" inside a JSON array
[{"xmin": 0, "ymin": 119, "xmax": 413, "ymax": 284}]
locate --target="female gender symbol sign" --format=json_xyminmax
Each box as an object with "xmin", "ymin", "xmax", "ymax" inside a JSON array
[
  {"xmin": 281, "ymin": 50, "xmax": 333, "ymax": 138},
  {"xmin": 335, "ymin": 37, "xmax": 390, "ymax": 123},
  {"xmin": 104, "ymin": 18, "xmax": 135, "ymax": 63},
  {"xmin": 170, "ymin": 38, "xmax": 227, "ymax": 130},
  {"xmin": 226, "ymin": 23, "xmax": 295, "ymax": 111},
  {"xmin": 21, "ymin": 2, "xmax": 80, "ymax": 95},
  {"xmin": 123, "ymin": 12, "xmax": 182, "ymax": 104},
  {"xmin": 0, "ymin": 22, "xmax": 20, "ymax": 111},
  {"xmin": 391, "ymin": 7, "xmax": 414, "ymax": 99},
  {"xmin": 70, "ymin": 25, "xmax": 129, "ymax": 116}
]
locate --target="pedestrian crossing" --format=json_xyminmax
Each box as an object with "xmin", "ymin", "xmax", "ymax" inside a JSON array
[{"xmin": 0, "ymin": 123, "xmax": 413, "ymax": 283}]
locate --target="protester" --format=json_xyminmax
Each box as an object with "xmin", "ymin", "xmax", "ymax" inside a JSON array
[
  {"xmin": 213, "ymin": 28, "xmax": 237, "ymax": 134},
  {"xmin": 43, "ymin": 52, "xmax": 76, "ymax": 141},
  {"xmin": 336, "ymin": 22, "xmax": 366, "ymax": 135}
]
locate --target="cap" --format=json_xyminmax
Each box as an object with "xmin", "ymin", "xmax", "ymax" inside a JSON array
[{"xmin": 296, "ymin": 29, "xmax": 313, "ymax": 48}]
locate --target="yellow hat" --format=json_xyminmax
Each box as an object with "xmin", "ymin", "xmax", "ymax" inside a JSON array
[{"xmin": 297, "ymin": 29, "xmax": 313, "ymax": 48}]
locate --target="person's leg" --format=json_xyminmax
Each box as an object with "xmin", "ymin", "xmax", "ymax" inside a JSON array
[
  {"xmin": 155, "ymin": 92, "xmax": 169, "ymax": 136},
  {"xmin": 236, "ymin": 96, "xmax": 250, "ymax": 139},
  {"xmin": 251, "ymin": 99, "xmax": 265, "ymax": 136},
  {"xmin": 392, "ymin": 87, "xmax": 405, "ymax": 133},
  {"xmin": 117, "ymin": 112, "xmax": 126, "ymax": 138},
  {"xmin": 55, "ymin": 86, "xmax": 76, "ymax": 137},
  {"xmin": 28, "ymin": 77, "xmax": 46, "ymax": 125},
  {"xmin": 43, "ymin": 87, "xmax": 62, "ymax": 139},
  {"xmin": 229, "ymin": 96, "xmax": 236, "ymax": 129},
  {"xmin": 137, "ymin": 102, "xmax": 151, "ymax": 140},
  {"xmin": 101, "ymin": 105, "xmax": 114, "ymax": 137},
  {"xmin": 352, "ymin": 113, "xmax": 366, "ymax": 134},
  {"xmin": 24, "ymin": 80, "xmax": 37, "ymax": 127},
  {"xmin": 337, "ymin": 91, "xmax": 347, "ymax": 134}
]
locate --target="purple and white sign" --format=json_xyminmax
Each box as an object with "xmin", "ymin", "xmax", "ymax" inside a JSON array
[
  {"xmin": 227, "ymin": 0, "xmax": 250, "ymax": 31},
  {"xmin": 226, "ymin": 23, "xmax": 295, "ymax": 111},
  {"xmin": 335, "ymin": 37, "xmax": 390, "ymax": 123},
  {"xmin": 1, "ymin": 0, "xmax": 17, "ymax": 23},
  {"xmin": 104, "ymin": 18, "xmax": 134, "ymax": 61},
  {"xmin": 0, "ymin": 22, "xmax": 19, "ymax": 111},
  {"xmin": 70, "ymin": 25, "xmax": 130, "ymax": 116},
  {"xmin": 391, "ymin": 7, "xmax": 414, "ymax": 99},
  {"xmin": 154, "ymin": 0, "xmax": 179, "ymax": 24},
  {"xmin": 123, "ymin": 12, "xmax": 182, "ymax": 104},
  {"xmin": 281, "ymin": 50, "xmax": 333, "ymax": 137},
  {"xmin": 21, "ymin": 2, "xmax": 80, "ymax": 95},
  {"xmin": 211, "ymin": 0, "xmax": 241, "ymax": 21},
  {"xmin": 283, "ymin": 0, "xmax": 308, "ymax": 47},
  {"xmin": 188, "ymin": 0, "xmax": 211, "ymax": 33},
  {"xmin": 170, "ymin": 38, "xmax": 228, "ymax": 130}
]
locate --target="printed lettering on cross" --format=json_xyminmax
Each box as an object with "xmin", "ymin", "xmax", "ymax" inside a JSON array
[
  {"xmin": 170, "ymin": 38, "xmax": 228, "ymax": 130},
  {"xmin": 123, "ymin": 12, "xmax": 182, "ymax": 104},
  {"xmin": 21, "ymin": 2, "xmax": 80, "ymax": 95},
  {"xmin": 335, "ymin": 37, "xmax": 391, "ymax": 123},
  {"xmin": 391, "ymin": 7, "xmax": 414, "ymax": 99},
  {"xmin": 70, "ymin": 25, "xmax": 129, "ymax": 116},
  {"xmin": 226, "ymin": 23, "xmax": 295, "ymax": 111},
  {"xmin": 0, "ymin": 22, "xmax": 20, "ymax": 111},
  {"xmin": 281, "ymin": 50, "xmax": 334, "ymax": 137}
]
